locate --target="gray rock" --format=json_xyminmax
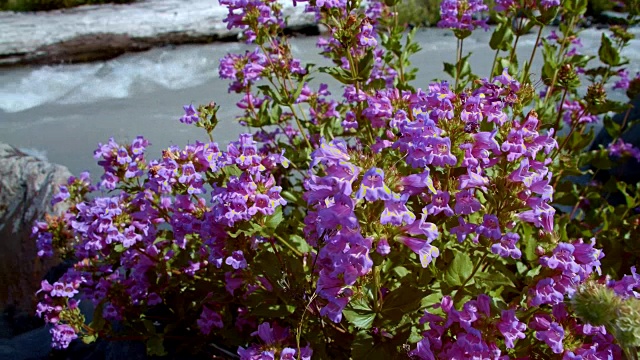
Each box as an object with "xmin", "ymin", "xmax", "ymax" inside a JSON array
[
  {"xmin": 11, "ymin": 326, "xmax": 51, "ymax": 360},
  {"xmin": 0, "ymin": 143, "xmax": 70, "ymax": 313},
  {"xmin": 0, "ymin": 0, "xmax": 317, "ymax": 66}
]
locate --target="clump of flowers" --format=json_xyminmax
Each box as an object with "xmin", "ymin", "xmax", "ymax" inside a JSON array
[{"xmin": 33, "ymin": 0, "xmax": 640, "ymax": 357}]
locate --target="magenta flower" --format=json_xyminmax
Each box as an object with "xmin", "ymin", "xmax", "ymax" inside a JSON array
[
  {"xmin": 396, "ymin": 235, "xmax": 440, "ymax": 267},
  {"xmin": 179, "ymin": 104, "xmax": 199, "ymax": 124},
  {"xmin": 399, "ymin": 170, "xmax": 437, "ymax": 196},
  {"xmin": 50, "ymin": 324, "xmax": 78, "ymax": 349},
  {"xmin": 535, "ymin": 320, "xmax": 565, "ymax": 354},
  {"xmin": 437, "ymin": 0, "xmax": 489, "ymax": 31},
  {"xmin": 381, "ymin": 193, "xmax": 416, "ymax": 226},
  {"xmin": 530, "ymin": 278, "xmax": 564, "ymax": 306},
  {"xmin": 425, "ymin": 190, "xmax": 454, "ymax": 216},
  {"xmin": 450, "ymin": 217, "xmax": 478, "ymax": 243},
  {"xmin": 454, "ymin": 189, "xmax": 481, "ymax": 215},
  {"xmin": 197, "ymin": 307, "xmax": 223, "ymax": 335},
  {"xmin": 497, "ymin": 310, "xmax": 526, "ymax": 348},
  {"xmin": 356, "ymin": 167, "xmax": 392, "ymax": 201},
  {"xmin": 491, "ymin": 232, "xmax": 521, "ymax": 259},
  {"xmin": 477, "ymin": 214, "xmax": 501, "ymax": 240},
  {"xmin": 226, "ymin": 250, "xmax": 248, "ymax": 270},
  {"xmin": 425, "ymin": 136, "xmax": 457, "ymax": 167},
  {"xmin": 357, "ymin": 21, "xmax": 377, "ymax": 48}
]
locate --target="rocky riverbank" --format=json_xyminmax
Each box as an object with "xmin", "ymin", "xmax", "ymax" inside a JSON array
[{"xmin": 0, "ymin": 0, "xmax": 317, "ymax": 67}]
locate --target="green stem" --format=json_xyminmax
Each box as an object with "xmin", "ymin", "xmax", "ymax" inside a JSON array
[
  {"xmin": 489, "ymin": 49, "xmax": 500, "ymax": 79},
  {"xmin": 508, "ymin": 17, "xmax": 524, "ymax": 65},
  {"xmin": 273, "ymin": 232, "xmax": 303, "ymax": 258},
  {"xmin": 455, "ymin": 38, "xmax": 464, "ymax": 89},
  {"xmin": 543, "ymin": 16, "xmax": 577, "ymax": 106},
  {"xmin": 453, "ymin": 253, "xmax": 488, "ymax": 304},
  {"xmin": 523, "ymin": 25, "xmax": 545, "ymax": 84},
  {"xmin": 373, "ymin": 266, "xmax": 381, "ymax": 312},
  {"xmin": 553, "ymin": 88, "xmax": 569, "ymax": 130},
  {"xmin": 552, "ymin": 107, "xmax": 588, "ymax": 160}
]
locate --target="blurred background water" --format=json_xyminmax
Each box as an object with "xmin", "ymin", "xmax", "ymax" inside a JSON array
[{"xmin": 0, "ymin": 27, "xmax": 638, "ymax": 177}]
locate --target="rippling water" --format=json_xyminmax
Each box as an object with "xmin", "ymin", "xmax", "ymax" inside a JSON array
[{"xmin": 0, "ymin": 27, "xmax": 637, "ymax": 176}]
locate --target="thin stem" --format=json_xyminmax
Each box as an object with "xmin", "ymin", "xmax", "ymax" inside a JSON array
[
  {"xmin": 453, "ymin": 252, "xmax": 488, "ymax": 304},
  {"xmin": 289, "ymin": 105, "xmax": 312, "ymax": 149},
  {"xmin": 508, "ymin": 17, "xmax": 524, "ymax": 64},
  {"xmin": 568, "ymin": 168, "xmax": 599, "ymax": 220},
  {"xmin": 345, "ymin": 48, "xmax": 375, "ymax": 145},
  {"xmin": 553, "ymin": 88, "xmax": 569, "ymax": 130},
  {"xmin": 552, "ymin": 107, "xmax": 588, "ymax": 159},
  {"xmin": 509, "ymin": 34, "xmax": 520, "ymax": 64},
  {"xmin": 455, "ymin": 38, "xmax": 464, "ymax": 89},
  {"xmin": 296, "ymin": 292, "xmax": 318, "ymax": 360},
  {"xmin": 273, "ymin": 232, "xmax": 303, "ymax": 258},
  {"xmin": 372, "ymin": 266, "xmax": 382, "ymax": 312},
  {"xmin": 489, "ymin": 49, "xmax": 500, "ymax": 79},
  {"xmin": 543, "ymin": 16, "xmax": 577, "ymax": 105},
  {"xmin": 523, "ymin": 25, "xmax": 545, "ymax": 84}
]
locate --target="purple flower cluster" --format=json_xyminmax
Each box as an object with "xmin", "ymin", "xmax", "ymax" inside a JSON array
[
  {"xmin": 237, "ymin": 322, "xmax": 313, "ymax": 360},
  {"xmin": 412, "ymin": 295, "xmax": 526, "ymax": 358},
  {"xmin": 607, "ymin": 138, "xmax": 640, "ymax": 162},
  {"xmin": 304, "ymin": 139, "xmax": 373, "ymax": 322},
  {"xmin": 36, "ymin": 273, "xmax": 85, "ymax": 348},
  {"xmin": 389, "ymin": 71, "xmax": 557, "ymax": 248},
  {"xmin": 93, "ymin": 136, "xmax": 149, "ymax": 190},
  {"xmin": 219, "ymin": 0, "xmax": 284, "ymax": 43},
  {"xmin": 197, "ymin": 307, "xmax": 224, "ymax": 335},
  {"xmin": 531, "ymin": 238, "xmax": 603, "ymax": 307},
  {"xmin": 219, "ymin": 49, "xmax": 268, "ymax": 93},
  {"xmin": 529, "ymin": 303, "xmax": 620, "ymax": 357},
  {"xmin": 437, "ymin": 0, "xmax": 489, "ymax": 31},
  {"xmin": 608, "ymin": 266, "xmax": 640, "ymax": 299},
  {"xmin": 36, "ymin": 131, "xmax": 291, "ymax": 349},
  {"xmin": 560, "ymin": 99, "xmax": 599, "ymax": 125}
]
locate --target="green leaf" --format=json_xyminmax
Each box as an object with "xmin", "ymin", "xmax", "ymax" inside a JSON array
[
  {"xmin": 598, "ymin": 34, "xmax": 620, "ymax": 66},
  {"xmin": 146, "ymin": 336, "xmax": 167, "ymax": 356},
  {"xmin": 251, "ymin": 303, "xmax": 296, "ymax": 318},
  {"xmin": 443, "ymin": 251, "xmax": 473, "ymax": 287},
  {"xmin": 591, "ymin": 150, "xmax": 613, "ymax": 170},
  {"xmin": 476, "ymin": 267, "xmax": 515, "ymax": 289},
  {"xmin": 265, "ymin": 206, "xmax": 283, "ymax": 230},
  {"xmin": 489, "ymin": 22, "xmax": 514, "ymax": 51},
  {"xmin": 381, "ymin": 286, "xmax": 424, "ymax": 322},
  {"xmin": 343, "ymin": 297, "xmax": 376, "ymax": 329},
  {"xmin": 522, "ymin": 225, "xmax": 538, "ymax": 262},
  {"xmin": 319, "ymin": 66, "xmax": 355, "ymax": 84},
  {"xmin": 289, "ymin": 234, "xmax": 312, "ymax": 253},
  {"xmin": 357, "ymin": 51, "xmax": 375, "ymax": 81},
  {"xmin": 82, "ymin": 334, "xmax": 97, "ymax": 344},
  {"xmin": 443, "ymin": 62, "xmax": 455, "ymax": 78},
  {"xmin": 351, "ymin": 331, "xmax": 397, "ymax": 360},
  {"xmin": 603, "ymin": 116, "xmax": 621, "ymax": 139}
]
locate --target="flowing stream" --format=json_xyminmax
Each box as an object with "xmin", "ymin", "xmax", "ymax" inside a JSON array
[{"xmin": 0, "ymin": 27, "xmax": 638, "ymax": 176}]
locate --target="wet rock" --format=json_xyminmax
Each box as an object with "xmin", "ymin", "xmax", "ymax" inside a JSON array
[
  {"xmin": 0, "ymin": 326, "xmax": 51, "ymax": 360},
  {"xmin": 0, "ymin": 143, "xmax": 69, "ymax": 313},
  {"xmin": 0, "ymin": 0, "xmax": 317, "ymax": 67}
]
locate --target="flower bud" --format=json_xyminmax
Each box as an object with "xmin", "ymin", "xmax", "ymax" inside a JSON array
[
  {"xmin": 557, "ymin": 64, "xmax": 580, "ymax": 90},
  {"xmin": 585, "ymin": 83, "xmax": 607, "ymax": 108},
  {"xmin": 571, "ymin": 281, "xmax": 622, "ymax": 327}
]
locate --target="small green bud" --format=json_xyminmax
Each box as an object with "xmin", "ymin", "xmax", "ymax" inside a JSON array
[
  {"xmin": 557, "ymin": 64, "xmax": 580, "ymax": 90},
  {"xmin": 585, "ymin": 83, "xmax": 607, "ymax": 108},
  {"xmin": 615, "ymin": 300, "xmax": 640, "ymax": 348},
  {"xmin": 571, "ymin": 281, "xmax": 622, "ymax": 327}
]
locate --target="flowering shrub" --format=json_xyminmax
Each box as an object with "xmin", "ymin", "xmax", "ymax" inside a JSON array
[{"xmin": 32, "ymin": 0, "xmax": 640, "ymax": 358}]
